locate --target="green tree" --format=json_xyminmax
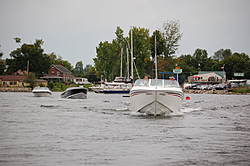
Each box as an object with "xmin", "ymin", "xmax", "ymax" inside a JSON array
[
  {"xmin": 191, "ymin": 48, "xmax": 215, "ymax": 71},
  {"xmin": 5, "ymin": 39, "xmax": 51, "ymax": 75},
  {"xmin": 213, "ymin": 52, "xmax": 250, "ymax": 79},
  {"xmin": 75, "ymin": 61, "xmax": 84, "ymax": 76},
  {"xmin": 0, "ymin": 45, "xmax": 5, "ymax": 75},
  {"xmin": 213, "ymin": 49, "xmax": 232, "ymax": 61},
  {"xmin": 162, "ymin": 20, "xmax": 183, "ymax": 58},
  {"xmin": 23, "ymin": 72, "xmax": 37, "ymax": 89},
  {"xmin": 13, "ymin": 37, "xmax": 21, "ymax": 46},
  {"xmin": 129, "ymin": 26, "xmax": 151, "ymax": 78},
  {"xmin": 94, "ymin": 40, "xmax": 119, "ymax": 81},
  {"xmin": 83, "ymin": 64, "xmax": 92, "ymax": 75}
]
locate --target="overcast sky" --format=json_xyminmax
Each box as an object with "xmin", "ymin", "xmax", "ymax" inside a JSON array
[{"xmin": 1, "ymin": 0, "xmax": 250, "ymax": 67}]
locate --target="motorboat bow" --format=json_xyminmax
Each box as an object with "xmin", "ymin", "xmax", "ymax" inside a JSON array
[
  {"xmin": 61, "ymin": 86, "xmax": 88, "ymax": 99},
  {"xmin": 32, "ymin": 86, "xmax": 52, "ymax": 97},
  {"xmin": 130, "ymin": 79, "xmax": 184, "ymax": 116}
]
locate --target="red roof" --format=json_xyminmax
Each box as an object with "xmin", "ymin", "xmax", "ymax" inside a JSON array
[{"xmin": 0, "ymin": 75, "xmax": 24, "ymax": 81}]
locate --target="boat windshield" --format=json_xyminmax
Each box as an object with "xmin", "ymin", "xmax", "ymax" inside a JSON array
[
  {"xmin": 134, "ymin": 79, "xmax": 149, "ymax": 87},
  {"xmin": 34, "ymin": 87, "xmax": 49, "ymax": 90},
  {"xmin": 134, "ymin": 79, "xmax": 180, "ymax": 88},
  {"xmin": 163, "ymin": 80, "xmax": 179, "ymax": 87}
]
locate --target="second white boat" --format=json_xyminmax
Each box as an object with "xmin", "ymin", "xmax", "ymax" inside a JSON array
[{"xmin": 130, "ymin": 79, "xmax": 184, "ymax": 116}]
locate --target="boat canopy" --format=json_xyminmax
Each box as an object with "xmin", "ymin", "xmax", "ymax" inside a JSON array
[{"xmin": 134, "ymin": 79, "xmax": 180, "ymax": 88}]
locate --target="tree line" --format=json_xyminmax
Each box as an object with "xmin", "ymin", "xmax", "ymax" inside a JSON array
[
  {"xmin": 94, "ymin": 21, "xmax": 250, "ymax": 83},
  {"xmin": 0, "ymin": 38, "xmax": 98, "ymax": 82},
  {"xmin": 1, "ymin": 20, "xmax": 250, "ymax": 84}
]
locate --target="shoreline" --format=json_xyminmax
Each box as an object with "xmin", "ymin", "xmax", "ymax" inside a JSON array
[
  {"xmin": 183, "ymin": 89, "xmax": 250, "ymax": 95},
  {"xmin": 0, "ymin": 87, "xmax": 249, "ymax": 95}
]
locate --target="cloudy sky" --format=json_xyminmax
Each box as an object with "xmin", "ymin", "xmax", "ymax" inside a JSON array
[{"xmin": 1, "ymin": 0, "xmax": 249, "ymax": 67}]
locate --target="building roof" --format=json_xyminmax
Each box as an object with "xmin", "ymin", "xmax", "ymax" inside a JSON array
[
  {"xmin": 198, "ymin": 71, "xmax": 226, "ymax": 78},
  {"xmin": 40, "ymin": 75, "xmax": 63, "ymax": 79},
  {"xmin": 0, "ymin": 75, "xmax": 24, "ymax": 81},
  {"xmin": 52, "ymin": 64, "xmax": 72, "ymax": 74}
]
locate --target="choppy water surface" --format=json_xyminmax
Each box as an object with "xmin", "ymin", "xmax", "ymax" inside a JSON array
[{"xmin": 0, "ymin": 92, "xmax": 250, "ymax": 165}]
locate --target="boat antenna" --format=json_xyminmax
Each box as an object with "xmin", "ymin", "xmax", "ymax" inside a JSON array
[
  {"xmin": 131, "ymin": 26, "xmax": 133, "ymax": 80},
  {"xmin": 155, "ymin": 35, "xmax": 157, "ymax": 79}
]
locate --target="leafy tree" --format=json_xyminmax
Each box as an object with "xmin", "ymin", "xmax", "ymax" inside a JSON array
[
  {"xmin": 213, "ymin": 52, "xmax": 250, "ymax": 79},
  {"xmin": 75, "ymin": 61, "xmax": 84, "ymax": 76},
  {"xmin": 87, "ymin": 66, "xmax": 98, "ymax": 83},
  {"xmin": 150, "ymin": 30, "xmax": 165, "ymax": 58},
  {"xmin": 94, "ymin": 40, "xmax": 119, "ymax": 81},
  {"xmin": 191, "ymin": 48, "xmax": 215, "ymax": 71},
  {"xmin": 129, "ymin": 26, "xmax": 151, "ymax": 78},
  {"xmin": 0, "ymin": 45, "xmax": 5, "ymax": 75},
  {"xmin": 213, "ymin": 49, "xmax": 232, "ymax": 61},
  {"xmin": 23, "ymin": 72, "xmax": 37, "ymax": 89},
  {"xmin": 83, "ymin": 64, "xmax": 92, "ymax": 75},
  {"xmin": 13, "ymin": 37, "xmax": 21, "ymax": 46},
  {"xmin": 162, "ymin": 20, "xmax": 183, "ymax": 58},
  {"xmin": 5, "ymin": 39, "xmax": 51, "ymax": 75}
]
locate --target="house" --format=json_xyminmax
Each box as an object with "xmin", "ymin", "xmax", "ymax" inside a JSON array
[
  {"xmin": 74, "ymin": 77, "xmax": 91, "ymax": 85},
  {"xmin": 41, "ymin": 64, "xmax": 72, "ymax": 82},
  {"xmin": 188, "ymin": 71, "xmax": 226, "ymax": 84},
  {"xmin": 0, "ymin": 75, "xmax": 48, "ymax": 87}
]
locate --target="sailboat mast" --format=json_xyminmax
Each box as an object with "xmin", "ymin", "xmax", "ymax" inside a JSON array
[
  {"xmin": 120, "ymin": 47, "xmax": 123, "ymax": 77},
  {"xmin": 131, "ymin": 27, "xmax": 133, "ymax": 80},
  {"xmin": 155, "ymin": 35, "xmax": 157, "ymax": 79},
  {"xmin": 126, "ymin": 45, "xmax": 129, "ymax": 78}
]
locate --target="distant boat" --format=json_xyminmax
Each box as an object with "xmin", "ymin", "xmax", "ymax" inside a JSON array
[
  {"xmin": 90, "ymin": 84, "xmax": 105, "ymax": 93},
  {"xmin": 91, "ymin": 76, "xmax": 132, "ymax": 93},
  {"xmin": 103, "ymin": 82, "xmax": 132, "ymax": 94},
  {"xmin": 130, "ymin": 79, "xmax": 183, "ymax": 116},
  {"xmin": 61, "ymin": 86, "xmax": 87, "ymax": 99},
  {"xmin": 32, "ymin": 86, "xmax": 52, "ymax": 97}
]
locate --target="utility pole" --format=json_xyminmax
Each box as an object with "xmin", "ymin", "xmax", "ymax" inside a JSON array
[{"xmin": 27, "ymin": 60, "xmax": 29, "ymax": 73}]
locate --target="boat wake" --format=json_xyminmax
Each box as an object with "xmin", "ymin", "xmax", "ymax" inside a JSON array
[{"xmin": 181, "ymin": 107, "xmax": 202, "ymax": 113}]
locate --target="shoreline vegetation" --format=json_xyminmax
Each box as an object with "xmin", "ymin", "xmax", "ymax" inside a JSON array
[{"xmin": 1, "ymin": 87, "xmax": 250, "ymax": 95}]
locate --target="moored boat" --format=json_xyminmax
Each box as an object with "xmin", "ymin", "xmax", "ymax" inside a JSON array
[
  {"xmin": 61, "ymin": 86, "xmax": 87, "ymax": 99},
  {"xmin": 103, "ymin": 82, "xmax": 132, "ymax": 94},
  {"xmin": 130, "ymin": 79, "xmax": 183, "ymax": 116},
  {"xmin": 90, "ymin": 84, "xmax": 105, "ymax": 93},
  {"xmin": 32, "ymin": 86, "xmax": 52, "ymax": 97}
]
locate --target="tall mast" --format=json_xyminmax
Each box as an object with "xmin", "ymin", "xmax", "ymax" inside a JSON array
[
  {"xmin": 155, "ymin": 35, "xmax": 157, "ymax": 79},
  {"xmin": 126, "ymin": 45, "xmax": 129, "ymax": 78},
  {"xmin": 131, "ymin": 27, "xmax": 133, "ymax": 80},
  {"xmin": 120, "ymin": 47, "xmax": 123, "ymax": 77}
]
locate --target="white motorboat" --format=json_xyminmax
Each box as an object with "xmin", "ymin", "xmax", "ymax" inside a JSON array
[
  {"xmin": 61, "ymin": 86, "xmax": 87, "ymax": 99},
  {"xmin": 90, "ymin": 76, "xmax": 132, "ymax": 94},
  {"xmin": 130, "ymin": 79, "xmax": 184, "ymax": 116},
  {"xmin": 90, "ymin": 84, "xmax": 105, "ymax": 93},
  {"xmin": 32, "ymin": 86, "xmax": 52, "ymax": 97},
  {"xmin": 103, "ymin": 82, "xmax": 132, "ymax": 94}
]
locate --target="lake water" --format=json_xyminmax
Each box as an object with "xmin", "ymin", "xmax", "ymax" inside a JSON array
[{"xmin": 0, "ymin": 92, "xmax": 250, "ymax": 165}]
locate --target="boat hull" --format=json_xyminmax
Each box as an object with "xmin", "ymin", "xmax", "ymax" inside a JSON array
[
  {"xmin": 61, "ymin": 87, "xmax": 88, "ymax": 99},
  {"xmin": 66, "ymin": 92, "xmax": 87, "ymax": 99},
  {"xmin": 130, "ymin": 89, "xmax": 183, "ymax": 116},
  {"xmin": 90, "ymin": 87, "xmax": 103, "ymax": 93},
  {"xmin": 33, "ymin": 92, "xmax": 52, "ymax": 97},
  {"xmin": 103, "ymin": 89, "xmax": 130, "ymax": 94}
]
